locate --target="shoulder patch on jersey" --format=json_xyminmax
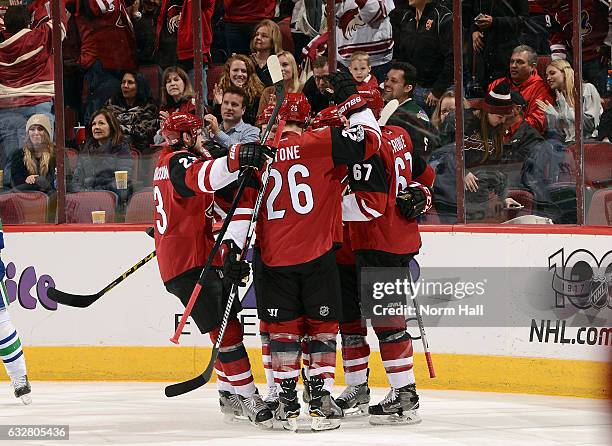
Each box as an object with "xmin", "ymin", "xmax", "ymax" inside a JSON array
[
  {"xmin": 417, "ymin": 110, "xmax": 430, "ymax": 122},
  {"xmin": 341, "ymin": 126, "xmax": 365, "ymax": 142}
]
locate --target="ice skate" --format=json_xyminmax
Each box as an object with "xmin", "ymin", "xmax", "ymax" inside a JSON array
[
  {"xmin": 218, "ymin": 390, "xmax": 245, "ymax": 423},
  {"xmin": 237, "ymin": 392, "xmax": 274, "ymax": 429},
  {"xmin": 368, "ymin": 384, "xmax": 421, "ymax": 425},
  {"xmin": 336, "ymin": 381, "xmax": 370, "ymax": 417},
  {"xmin": 278, "ymin": 379, "xmax": 301, "ymax": 431},
  {"xmin": 263, "ymin": 384, "xmax": 279, "ymax": 415},
  {"xmin": 12, "ymin": 375, "xmax": 31, "ymax": 405},
  {"xmin": 308, "ymin": 377, "xmax": 342, "ymax": 431}
]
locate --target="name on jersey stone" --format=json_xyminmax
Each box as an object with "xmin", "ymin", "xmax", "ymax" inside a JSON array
[
  {"xmin": 154, "ymin": 166, "xmax": 169, "ymax": 181},
  {"xmin": 390, "ymin": 134, "xmax": 407, "ymax": 154},
  {"xmin": 274, "ymin": 145, "xmax": 301, "ymax": 162}
]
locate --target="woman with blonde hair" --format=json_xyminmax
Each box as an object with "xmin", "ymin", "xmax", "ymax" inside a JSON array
[
  {"xmin": 536, "ymin": 59, "xmax": 602, "ymax": 142},
  {"xmin": 211, "ymin": 54, "xmax": 264, "ymax": 125},
  {"xmin": 257, "ymin": 51, "xmax": 302, "ymax": 118},
  {"xmin": 250, "ymin": 19, "xmax": 283, "ymax": 86},
  {"xmin": 10, "ymin": 114, "xmax": 56, "ymax": 193}
]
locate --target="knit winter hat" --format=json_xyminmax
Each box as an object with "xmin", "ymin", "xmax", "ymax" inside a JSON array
[
  {"xmin": 26, "ymin": 114, "xmax": 53, "ymax": 140},
  {"xmin": 482, "ymin": 82, "xmax": 513, "ymax": 115}
]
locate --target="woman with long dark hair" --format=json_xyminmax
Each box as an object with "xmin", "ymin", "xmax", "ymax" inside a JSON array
[
  {"xmin": 71, "ymin": 108, "xmax": 132, "ymax": 194},
  {"xmin": 105, "ymin": 71, "xmax": 159, "ymax": 153}
]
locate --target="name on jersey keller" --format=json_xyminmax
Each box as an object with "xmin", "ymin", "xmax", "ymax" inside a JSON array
[{"xmin": 154, "ymin": 166, "xmax": 169, "ymax": 181}]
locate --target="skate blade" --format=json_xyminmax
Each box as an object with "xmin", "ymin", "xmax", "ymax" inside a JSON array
[
  {"xmin": 310, "ymin": 416, "xmax": 341, "ymax": 431},
  {"xmin": 282, "ymin": 417, "xmax": 299, "ymax": 432},
  {"xmin": 369, "ymin": 410, "xmax": 421, "ymax": 426},
  {"xmin": 19, "ymin": 394, "xmax": 32, "ymax": 406},
  {"xmin": 222, "ymin": 413, "xmax": 246, "ymax": 424},
  {"xmin": 342, "ymin": 403, "xmax": 369, "ymax": 418},
  {"xmin": 252, "ymin": 417, "xmax": 274, "ymax": 430}
]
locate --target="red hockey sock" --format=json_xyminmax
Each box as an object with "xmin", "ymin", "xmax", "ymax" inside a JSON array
[
  {"xmin": 340, "ymin": 319, "xmax": 370, "ymax": 386},
  {"xmin": 269, "ymin": 318, "xmax": 305, "ymax": 385},
  {"xmin": 210, "ymin": 318, "xmax": 256, "ymax": 397},
  {"xmin": 374, "ymin": 324, "xmax": 415, "ymax": 389},
  {"xmin": 306, "ymin": 318, "xmax": 338, "ymax": 392}
]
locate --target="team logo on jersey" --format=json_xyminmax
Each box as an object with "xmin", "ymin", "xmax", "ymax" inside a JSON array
[
  {"xmin": 338, "ymin": 8, "xmax": 366, "ymax": 40},
  {"xmin": 267, "ymin": 308, "xmax": 279, "ymax": 317},
  {"xmin": 580, "ymin": 11, "xmax": 593, "ymax": 37},
  {"xmin": 319, "ymin": 306, "xmax": 329, "ymax": 317},
  {"xmin": 425, "ymin": 19, "xmax": 433, "ymax": 31}
]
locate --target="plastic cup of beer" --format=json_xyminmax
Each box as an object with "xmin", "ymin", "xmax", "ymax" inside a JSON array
[
  {"xmin": 91, "ymin": 210, "xmax": 106, "ymax": 224},
  {"xmin": 115, "ymin": 171, "xmax": 128, "ymax": 190}
]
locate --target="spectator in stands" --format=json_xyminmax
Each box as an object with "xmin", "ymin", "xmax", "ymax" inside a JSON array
[
  {"xmin": 598, "ymin": 102, "xmax": 611, "ymax": 142},
  {"xmin": 348, "ymin": 52, "xmax": 379, "ymax": 90},
  {"xmin": 548, "ymin": 0, "xmax": 610, "ymax": 95},
  {"xmin": 335, "ymin": 0, "xmax": 395, "ymax": 82},
  {"xmin": 10, "ymin": 114, "xmax": 56, "ymax": 193},
  {"xmin": 224, "ymin": 0, "xmax": 276, "ymax": 56},
  {"xmin": 203, "ymin": 86, "xmax": 260, "ymax": 148},
  {"xmin": 159, "ymin": 67, "xmax": 196, "ymax": 120},
  {"xmin": 250, "ymin": 19, "xmax": 283, "ymax": 87},
  {"xmin": 257, "ymin": 51, "xmax": 302, "ymax": 117},
  {"xmin": 536, "ymin": 59, "xmax": 603, "ymax": 143},
  {"xmin": 211, "ymin": 54, "xmax": 264, "ymax": 125},
  {"xmin": 302, "ymin": 56, "xmax": 330, "ymax": 115},
  {"xmin": 69, "ymin": 0, "xmax": 137, "ymax": 124},
  {"xmin": 133, "ymin": 0, "xmax": 172, "ymax": 67},
  {"xmin": 71, "ymin": 108, "xmax": 133, "ymax": 194},
  {"xmin": 521, "ymin": 0, "xmax": 553, "ymax": 55},
  {"xmin": 0, "ymin": 4, "xmax": 65, "ymax": 187},
  {"xmin": 488, "ymin": 45, "xmax": 553, "ymax": 135},
  {"xmin": 391, "ymin": 0, "xmax": 453, "ymax": 116},
  {"xmin": 167, "ymin": 0, "xmax": 215, "ymax": 104},
  {"xmin": 466, "ymin": 0, "xmax": 528, "ymax": 89},
  {"xmin": 504, "ymin": 91, "xmax": 556, "ymax": 198},
  {"xmin": 383, "ymin": 61, "xmax": 436, "ymax": 157},
  {"xmin": 433, "ymin": 82, "xmax": 522, "ymax": 221},
  {"xmin": 105, "ymin": 71, "xmax": 159, "ymax": 153},
  {"xmin": 431, "ymin": 91, "xmax": 457, "ymax": 131}
]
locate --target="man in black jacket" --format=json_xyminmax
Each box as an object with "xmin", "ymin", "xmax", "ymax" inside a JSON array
[
  {"xmin": 465, "ymin": 0, "xmax": 529, "ymax": 90},
  {"xmin": 390, "ymin": 0, "xmax": 453, "ymax": 116},
  {"xmin": 302, "ymin": 56, "xmax": 331, "ymax": 115}
]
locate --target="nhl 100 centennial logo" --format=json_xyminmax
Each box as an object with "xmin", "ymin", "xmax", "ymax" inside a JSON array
[{"xmin": 549, "ymin": 248, "xmax": 612, "ymax": 311}]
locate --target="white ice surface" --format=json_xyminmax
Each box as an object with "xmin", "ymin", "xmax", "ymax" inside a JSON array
[{"xmin": 2, "ymin": 382, "xmax": 610, "ymax": 446}]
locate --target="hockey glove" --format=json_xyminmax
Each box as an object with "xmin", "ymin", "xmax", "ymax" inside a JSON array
[
  {"xmin": 327, "ymin": 72, "xmax": 366, "ymax": 118},
  {"xmin": 202, "ymin": 140, "xmax": 228, "ymax": 159},
  {"xmin": 227, "ymin": 143, "xmax": 274, "ymax": 172},
  {"xmin": 396, "ymin": 181, "xmax": 433, "ymax": 219},
  {"xmin": 221, "ymin": 240, "xmax": 250, "ymax": 286}
]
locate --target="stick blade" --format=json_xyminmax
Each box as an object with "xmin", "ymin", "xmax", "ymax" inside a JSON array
[
  {"xmin": 267, "ymin": 55, "xmax": 282, "ymax": 84},
  {"xmin": 164, "ymin": 374, "xmax": 209, "ymax": 397},
  {"xmin": 47, "ymin": 287, "xmax": 100, "ymax": 308},
  {"xmin": 378, "ymin": 99, "xmax": 399, "ymax": 126}
]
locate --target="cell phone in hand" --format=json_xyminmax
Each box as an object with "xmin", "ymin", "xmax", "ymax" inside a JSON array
[{"xmin": 474, "ymin": 13, "xmax": 485, "ymax": 23}]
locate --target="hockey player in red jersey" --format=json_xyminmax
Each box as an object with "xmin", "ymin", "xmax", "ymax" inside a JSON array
[
  {"xmin": 153, "ymin": 112, "xmax": 275, "ymax": 427},
  {"xmin": 225, "ymin": 73, "xmax": 386, "ymax": 431},
  {"xmin": 336, "ymin": 87, "xmax": 435, "ymax": 425}
]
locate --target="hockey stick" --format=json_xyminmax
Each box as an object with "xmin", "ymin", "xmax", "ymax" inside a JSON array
[
  {"xmin": 168, "ymin": 55, "xmax": 284, "ymax": 346},
  {"xmin": 164, "ymin": 100, "xmax": 286, "ymax": 398},
  {"xmin": 47, "ymin": 230, "xmax": 156, "ymax": 308},
  {"xmin": 406, "ymin": 267, "xmax": 436, "ymax": 378},
  {"xmin": 378, "ymin": 99, "xmax": 399, "ymax": 126}
]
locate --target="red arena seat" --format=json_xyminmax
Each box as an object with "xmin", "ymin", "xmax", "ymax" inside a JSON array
[
  {"xmin": 0, "ymin": 191, "xmax": 48, "ymax": 224},
  {"xmin": 65, "ymin": 191, "xmax": 117, "ymax": 223},
  {"xmin": 125, "ymin": 188, "xmax": 154, "ymax": 223}
]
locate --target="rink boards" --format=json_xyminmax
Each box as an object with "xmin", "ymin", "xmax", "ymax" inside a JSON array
[{"xmin": 1, "ymin": 225, "xmax": 610, "ymax": 399}]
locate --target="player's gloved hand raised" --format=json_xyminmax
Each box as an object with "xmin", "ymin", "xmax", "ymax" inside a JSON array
[
  {"xmin": 396, "ymin": 181, "xmax": 433, "ymax": 219},
  {"xmin": 227, "ymin": 142, "xmax": 274, "ymax": 172},
  {"xmin": 221, "ymin": 240, "xmax": 250, "ymax": 286},
  {"xmin": 326, "ymin": 72, "xmax": 366, "ymax": 118}
]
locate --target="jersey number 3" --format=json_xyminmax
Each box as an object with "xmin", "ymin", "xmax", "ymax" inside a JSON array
[
  {"xmin": 154, "ymin": 186, "xmax": 168, "ymax": 234},
  {"xmin": 266, "ymin": 165, "xmax": 314, "ymax": 220}
]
